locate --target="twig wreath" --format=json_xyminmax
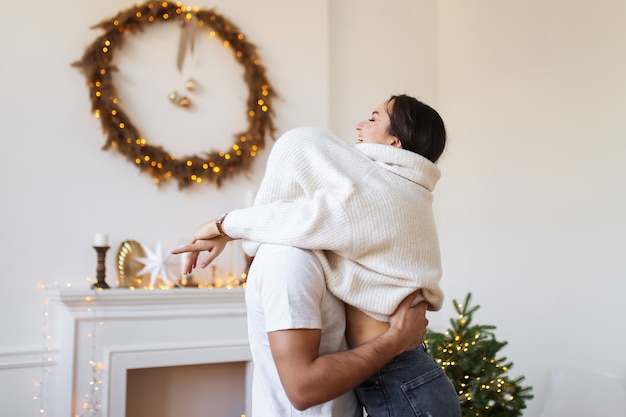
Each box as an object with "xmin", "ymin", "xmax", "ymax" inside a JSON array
[{"xmin": 73, "ymin": 1, "xmax": 277, "ymax": 188}]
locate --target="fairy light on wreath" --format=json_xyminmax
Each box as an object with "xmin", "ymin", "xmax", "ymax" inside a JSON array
[{"xmin": 72, "ymin": 1, "xmax": 277, "ymax": 188}]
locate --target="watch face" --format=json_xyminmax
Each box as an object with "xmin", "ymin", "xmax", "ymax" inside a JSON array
[{"xmin": 216, "ymin": 214, "xmax": 226, "ymax": 235}]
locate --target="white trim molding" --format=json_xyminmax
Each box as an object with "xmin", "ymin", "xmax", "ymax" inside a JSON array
[{"xmin": 0, "ymin": 347, "xmax": 59, "ymax": 370}]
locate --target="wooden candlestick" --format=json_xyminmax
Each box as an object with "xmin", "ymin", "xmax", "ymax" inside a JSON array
[{"xmin": 92, "ymin": 246, "xmax": 111, "ymax": 289}]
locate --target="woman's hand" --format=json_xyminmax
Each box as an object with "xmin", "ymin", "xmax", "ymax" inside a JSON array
[
  {"xmin": 171, "ymin": 235, "xmax": 232, "ymax": 275},
  {"xmin": 190, "ymin": 219, "xmax": 222, "ymax": 241}
]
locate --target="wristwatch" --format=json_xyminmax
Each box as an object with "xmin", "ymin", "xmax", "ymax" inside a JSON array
[{"xmin": 215, "ymin": 213, "xmax": 228, "ymax": 236}]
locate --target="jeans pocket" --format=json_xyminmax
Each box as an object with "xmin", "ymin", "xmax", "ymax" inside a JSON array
[{"xmin": 401, "ymin": 366, "xmax": 461, "ymax": 417}]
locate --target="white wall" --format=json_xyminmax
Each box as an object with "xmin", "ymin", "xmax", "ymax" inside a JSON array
[
  {"xmin": 434, "ymin": 1, "xmax": 626, "ymax": 416},
  {"xmin": 329, "ymin": 0, "xmax": 439, "ymax": 140},
  {"xmin": 1, "ymin": 0, "xmax": 625, "ymax": 415}
]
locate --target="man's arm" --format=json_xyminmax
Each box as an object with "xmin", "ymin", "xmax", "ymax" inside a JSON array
[{"xmin": 269, "ymin": 293, "xmax": 428, "ymax": 410}]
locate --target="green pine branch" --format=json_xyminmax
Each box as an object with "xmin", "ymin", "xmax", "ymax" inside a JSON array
[{"xmin": 426, "ymin": 293, "xmax": 534, "ymax": 417}]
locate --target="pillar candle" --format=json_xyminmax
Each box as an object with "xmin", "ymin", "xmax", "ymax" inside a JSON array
[{"xmin": 93, "ymin": 233, "xmax": 109, "ymax": 247}]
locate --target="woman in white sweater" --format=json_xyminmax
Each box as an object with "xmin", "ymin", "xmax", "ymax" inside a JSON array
[{"xmin": 174, "ymin": 95, "xmax": 460, "ymax": 416}]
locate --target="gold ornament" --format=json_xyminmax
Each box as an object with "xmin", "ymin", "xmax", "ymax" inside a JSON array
[
  {"xmin": 177, "ymin": 96, "xmax": 192, "ymax": 108},
  {"xmin": 184, "ymin": 78, "xmax": 198, "ymax": 92},
  {"xmin": 116, "ymin": 240, "xmax": 150, "ymax": 288},
  {"xmin": 180, "ymin": 274, "xmax": 198, "ymax": 288},
  {"xmin": 168, "ymin": 91, "xmax": 179, "ymax": 103}
]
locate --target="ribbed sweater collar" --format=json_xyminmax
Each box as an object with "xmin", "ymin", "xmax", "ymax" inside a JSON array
[{"xmin": 354, "ymin": 143, "xmax": 440, "ymax": 192}]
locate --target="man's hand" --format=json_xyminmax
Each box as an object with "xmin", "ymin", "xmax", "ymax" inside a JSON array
[
  {"xmin": 171, "ymin": 235, "xmax": 231, "ymax": 275},
  {"xmin": 387, "ymin": 291, "xmax": 429, "ymax": 354},
  {"xmin": 268, "ymin": 291, "xmax": 430, "ymax": 411}
]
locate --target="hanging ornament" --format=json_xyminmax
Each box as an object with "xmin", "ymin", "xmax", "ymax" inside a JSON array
[
  {"xmin": 177, "ymin": 15, "xmax": 198, "ymax": 72},
  {"xmin": 168, "ymin": 90, "xmax": 179, "ymax": 103},
  {"xmin": 177, "ymin": 96, "xmax": 192, "ymax": 108},
  {"xmin": 184, "ymin": 78, "xmax": 198, "ymax": 92}
]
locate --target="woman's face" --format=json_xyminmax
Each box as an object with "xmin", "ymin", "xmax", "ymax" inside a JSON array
[{"xmin": 355, "ymin": 100, "xmax": 401, "ymax": 148}]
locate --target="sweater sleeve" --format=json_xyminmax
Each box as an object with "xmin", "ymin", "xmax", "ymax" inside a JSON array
[
  {"xmin": 222, "ymin": 127, "xmax": 362, "ymax": 255},
  {"xmin": 223, "ymin": 192, "xmax": 353, "ymax": 254}
]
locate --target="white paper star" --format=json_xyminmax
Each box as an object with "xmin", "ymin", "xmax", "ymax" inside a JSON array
[{"xmin": 136, "ymin": 241, "xmax": 178, "ymax": 287}]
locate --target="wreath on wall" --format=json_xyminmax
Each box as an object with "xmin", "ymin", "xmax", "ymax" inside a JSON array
[{"xmin": 73, "ymin": 1, "xmax": 277, "ymax": 188}]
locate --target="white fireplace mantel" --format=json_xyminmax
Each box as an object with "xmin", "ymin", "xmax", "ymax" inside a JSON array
[
  {"xmin": 48, "ymin": 287, "xmax": 251, "ymax": 417},
  {"xmin": 50, "ymin": 286, "xmax": 247, "ymax": 313}
]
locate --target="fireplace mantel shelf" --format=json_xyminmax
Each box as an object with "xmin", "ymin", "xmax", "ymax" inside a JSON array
[
  {"xmin": 49, "ymin": 286, "xmax": 245, "ymax": 304},
  {"xmin": 48, "ymin": 287, "xmax": 245, "ymax": 312}
]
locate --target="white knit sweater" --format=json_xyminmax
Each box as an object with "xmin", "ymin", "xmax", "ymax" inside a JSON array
[{"xmin": 224, "ymin": 127, "xmax": 444, "ymax": 321}]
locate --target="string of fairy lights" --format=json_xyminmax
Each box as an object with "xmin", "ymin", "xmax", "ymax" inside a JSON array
[
  {"xmin": 80, "ymin": 293, "xmax": 104, "ymax": 417},
  {"xmin": 35, "ymin": 282, "xmax": 104, "ymax": 417},
  {"xmin": 33, "ymin": 286, "xmax": 54, "ymax": 415},
  {"xmin": 72, "ymin": 1, "xmax": 277, "ymax": 188}
]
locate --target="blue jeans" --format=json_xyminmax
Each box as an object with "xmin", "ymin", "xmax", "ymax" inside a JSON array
[{"xmin": 355, "ymin": 345, "xmax": 461, "ymax": 417}]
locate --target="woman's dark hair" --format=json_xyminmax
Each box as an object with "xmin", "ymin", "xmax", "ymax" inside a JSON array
[{"xmin": 386, "ymin": 94, "xmax": 446, "ymax": 163}]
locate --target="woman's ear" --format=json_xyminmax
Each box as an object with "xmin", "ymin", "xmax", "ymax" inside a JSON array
[{"xmin": 390, "ymin": 136, "xmax": 403, "ymax": 149}]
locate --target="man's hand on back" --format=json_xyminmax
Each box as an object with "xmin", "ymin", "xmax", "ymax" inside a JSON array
[{"xmin": 387, "ymin": 291, "xmax": 429, "ymax": 353}]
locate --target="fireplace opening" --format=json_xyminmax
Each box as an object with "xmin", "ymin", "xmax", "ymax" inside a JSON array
[{"xmin": 126, "ymin": 362, "xmax": 247, "ymax": 417}]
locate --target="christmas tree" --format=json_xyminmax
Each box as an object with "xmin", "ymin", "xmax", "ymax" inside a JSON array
[{"xmin": 426, "ymin": 293, "xmax": 533, "ymax": 417}]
